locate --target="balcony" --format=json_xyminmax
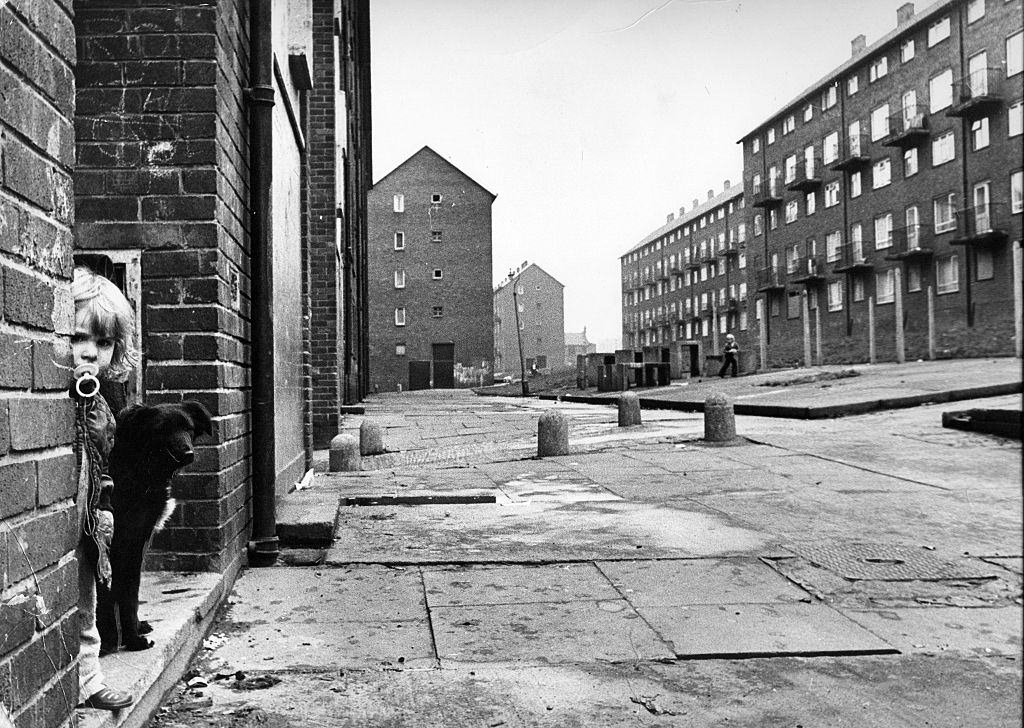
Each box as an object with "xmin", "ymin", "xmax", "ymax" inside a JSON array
[
  {"xmin": 699, "ymin": 248, "xmax": 718, "ymax": 264},
  {"xmin": 882, "ymin": 106, "xmax": 929, "ymax": 149},
  {"xmin": 789, "ymin": 256, "xmax": 828, "ymax": 284},
  {"xmin": 725, "ymin": 297, "xmax": 740, "ymax": 312},
  {"xmin": 717, "ymin": 240, "xmax": 740, "ymax": 258},
  {"xmin": 949, "ymin": 202, "xmax": 1011, "ymax": 247},
  {"xmin": 639, "ymin": 272, "xmax": 654, "ymax": 285},
  {"xmin": 785, "ymin": 157, "xmax": 823, "ymax": 192},
  {"xmin": 828, "ymin": 134, "xmax": 870, "ymax": 172},
  {"xmin": 885, "ymin": 224, "xmax": 933, "ymax": 260},
  {"xmin": 755, "ymin": 265, "xmax": 785, "ymax": 292},
  {"xmin": 948, "ymin": 68, "xmax": 1003, "ymax": 119},
  {"xmin": 750, "ymin": 177, "xmax": 783, "ymax": 208},
  {"xmin": 656, "ymin": 269, "xmax": 670, "ymax": 281},
  {"xmin": 684, "ymin": 258, "xmax": 701, "ymax": 271},
  {"xmin": 831, "ymin": 242, "xmax": 874, "ymax": 272}
]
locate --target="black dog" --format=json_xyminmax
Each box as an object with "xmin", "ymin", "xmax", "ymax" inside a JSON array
[{"xmin": 96, "ymin": 401, "xmax": 212, "ymax": 654}]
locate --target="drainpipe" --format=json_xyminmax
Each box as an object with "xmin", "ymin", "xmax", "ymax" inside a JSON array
[{"xmin": 247, "ymin": 0, "xmax": 280, "ymax": 566}]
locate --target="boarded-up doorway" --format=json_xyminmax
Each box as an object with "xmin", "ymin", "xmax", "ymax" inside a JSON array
[
  {"xmin": 432, "ymin": 342, "xmax": 455, "ymax": 389},
  {"xmin": 408, "ymin": 360, "xmax": 431, "ymax": 390}
]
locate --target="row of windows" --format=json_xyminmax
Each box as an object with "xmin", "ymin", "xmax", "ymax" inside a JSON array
[
  {"xmin": 630, "ymin": 311, "xmax": 750, "ymax": 343},
  {"xmin": 751, "ymin": 24, "xmax": 1022, "ymax": 152},
  {"xmin": 392, "ymin": 269, "xmax": 446, "ymax": 287},
  {"xmin": 392, "ymin": 306, "xmax": 444, "ymax": 325},
  {"xmin": 392, "ymin": 230, "xmax": 444, "ymax": 249},
  {"xmin": 625, "ymin": 255, "xmax": 749, "ymax": 303},
  {"xmin": 391, "ymin": 193, "xmax": 443, "ymax": 212},
  {"xmin": 623, "ymin": 197, "xmax": 745, "ymax": 264},
  {"xmin": 628, "ymin": 284, "xmax": 751, "ymax": 320}
]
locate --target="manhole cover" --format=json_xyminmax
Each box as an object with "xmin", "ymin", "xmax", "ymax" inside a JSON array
[{"xmin": 787, "ymin": 543, "xmax": 997, "ymax": 581}]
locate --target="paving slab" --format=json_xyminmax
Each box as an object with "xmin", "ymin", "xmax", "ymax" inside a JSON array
[
  {"xmin": 422, "ymin": 563, "xmax": 621, "ymax": 607},
  {"xmin": 597, "ymin": 558, "xmax": 811, "ymax": 606},
  {"xmin": 431, "ymin": 600, "xmax": 675, "ymax": 663},
  {"xmin": 841, "ymin": 606, "xmax": 1023, "ymax": 655},
  {"xmin": 275, "ymin": 487, "xmax": 340, "ymax": 546},
  {"xmin": 639, "ymin": 602, "xmax": 898, "ymax": 658}
]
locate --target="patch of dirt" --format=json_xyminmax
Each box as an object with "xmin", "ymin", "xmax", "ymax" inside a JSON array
[{"xmin": 757, "ymin": 369, "xmax": 861, "ymax": 387}]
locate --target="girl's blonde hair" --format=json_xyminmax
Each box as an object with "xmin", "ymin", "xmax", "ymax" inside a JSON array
[{"xmin": 72, "ymin": 266, "xmax": 139, "ymax": 381}]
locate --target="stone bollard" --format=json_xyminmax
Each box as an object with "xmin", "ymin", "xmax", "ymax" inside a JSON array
[
  {"xmin": 618, "ymin": 392, "xmax": 641, "ymax": 427},
  {"xmin": 704, "ymin": 392, "xmax": 737, "ymax": 443},
  {"xmin": 329, "ymin": 433, "xmax": 361, "ymax": 472},
  {"xmin": 360, "ymin": 420, "xmax": 385, "ymax": 455},
  {"xmin": 537, "ymin": 410, "xmax": 569, "ymax": 457}
]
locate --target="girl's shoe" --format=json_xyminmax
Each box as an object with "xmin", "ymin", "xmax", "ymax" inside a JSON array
[{"xmin": 82, "ymin": 686, "xmax": 134, "ymax": 710}]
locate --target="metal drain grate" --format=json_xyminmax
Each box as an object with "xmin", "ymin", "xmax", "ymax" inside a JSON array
[{"xmin": 787, "ymin": 543, "xmax": 997, "ymax": 581}]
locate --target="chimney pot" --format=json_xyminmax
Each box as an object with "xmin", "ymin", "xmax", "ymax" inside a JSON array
[
  {"xmin": 897, "ymin": 2, "xmax": 914, "ymax": 23},
  {"xmin": 707, "ymin": 189, "xmax": 714, "ymax": 200},
  {"xmin": 851, "ymin": 34, "xmax": 866, "ymax": 56},
  {"xmin": 693, "ymin": 198, "xmax": 699, "ymax": 209},
  {"xmin": 679, "ymin": 206, "xmax": 686, "ymax": 216},
  {"xmin": 723, "ymin": 179, "xmax": 731, "ymax": 189},
  {"xmin": 666, "ymin": 213, "xmax": 675, "ymax": 223}
]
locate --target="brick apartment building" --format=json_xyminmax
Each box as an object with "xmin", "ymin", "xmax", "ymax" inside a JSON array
[
  {"xmin": 564, "ymin": 327, "xmax": 597, "ymax": 366},
  {"xmin": 743, "ymin": 0, "xmax": 1022, "ymax": 367},
  {"xmin": 0, "ymin": 1, "xmax": 370, "ymax": 724},
  {"xmin": 367, "ymin": 146, "xmax": 496, "ymax": 391},
  {"xmin": 494, "ymin": 262, "xmax": 565, "ymax": 376},
  {"xmin": 621, "ymin": 182, "xmax": 752, "ymax": 375}
]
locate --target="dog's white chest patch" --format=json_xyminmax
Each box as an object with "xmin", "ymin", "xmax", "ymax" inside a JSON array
[{"xmin": 154, "ymin": 498, "xmax": 177, "ymax": 532}]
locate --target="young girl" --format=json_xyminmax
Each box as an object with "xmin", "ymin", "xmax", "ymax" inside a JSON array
[{"xmin": 71, "ymin": 266, "xmax": 138, "ymax": 711}]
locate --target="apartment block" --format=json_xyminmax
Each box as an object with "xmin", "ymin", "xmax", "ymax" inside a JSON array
[
  {"xmin": 367, "ymin": 147, "xmax": 496, "ymax": 391},
  {"xmin": 741, "ymin": 0, "xmax": 1023, "ymax": 366},
  {"xmin": 621, "ymin": 182, "xmax": 752, "ymax": 374},
  {"xmin": 494, "ymin": 262, "xmax": 566, "ymax": 375}
]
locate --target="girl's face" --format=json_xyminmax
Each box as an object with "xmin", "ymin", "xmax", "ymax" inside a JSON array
[{"xmin": 71, "ymin": 321, "xmax": 115, "ymax": 376}]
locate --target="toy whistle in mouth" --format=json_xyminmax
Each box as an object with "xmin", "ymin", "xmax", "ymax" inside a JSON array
[{"xmin": 74, "ymin": 363, "xmax": 100, "ymax": 398}]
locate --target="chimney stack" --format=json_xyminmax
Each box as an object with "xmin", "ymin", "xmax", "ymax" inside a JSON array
[
  {"xmin": 851, "ymin": 34, "xmax": 866, "ymax": 57},
  {"xmin": 897, "ymin": 3, "xmax": 914, "ymax": 24},
  {"xmin": 666, "ymin": 212, "xmax": 675, "ymax": 223},
  {"xmin": 707, "ymin": 189, "xmax": 714, "ymax": 200},
  {"xmin": 679, "ymin": 206, "xmax": 686, "ymax": 217},
  {"xmin": 723, "ymin": 179, "xmax": 731, "ymax": 190},
  {"xmin": 693, "ymin": 198, "xmax": 699, "ymax": 209}
]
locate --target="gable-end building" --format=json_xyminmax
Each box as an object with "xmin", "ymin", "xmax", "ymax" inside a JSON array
[{"xmin": 494, "ymin": 262, "xmax": 566, "ymax": 376}]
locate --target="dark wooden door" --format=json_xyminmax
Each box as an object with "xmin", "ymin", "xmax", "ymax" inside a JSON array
[{"xmin": 432, "ymin": 343, "xmax": 455, "ymax": 389}]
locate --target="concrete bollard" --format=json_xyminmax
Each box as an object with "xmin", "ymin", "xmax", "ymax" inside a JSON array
[
  {"xmin": 618, "ymin": 392, "xmax": 641, "ymax": 427},
  {"xmin": 360, "ymin": 420, "xmax": 385, "ymax": 455},
  {"xmin": 704, "ymin": 392, "xmax": 737, "ymax": 443},
  {"xmin": 329, "ymin": 433, "xmax": 361, "ymax": 472},
  {"xmin": 537, "ymin": 410, "xmax": 569, "ymax": 457}
]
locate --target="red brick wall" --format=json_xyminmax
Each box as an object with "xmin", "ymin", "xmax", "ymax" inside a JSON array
[
  {"xmin": 1, "ymin": 1, "xmax": 80, "ymax": 725},
  {"xmin": 73, "ymin": 1, "xmax": 253, "ymax": 573}
]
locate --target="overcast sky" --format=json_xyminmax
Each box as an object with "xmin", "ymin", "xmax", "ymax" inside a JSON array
[{"xmin": 370, "ymin": 0, "xmax": 916, "ymax": 352}]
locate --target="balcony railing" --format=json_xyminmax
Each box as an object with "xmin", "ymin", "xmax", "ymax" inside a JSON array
[
  {"xmin": 882, "ymin": 105, "xmax": 929, "ymax": 149},
  {"xmin": 699, "ymin": 247, "xmax": 717, "ymax": 264},
  {"xmin": 789, "ymin": 256, "xmax": 828, "ymax": 283},
  {"xmin": 755, "ymin": 265, "xmax": 786, "ymax": 292},
  {"xmin": 785, "ymin": 157, "xmax": 823, "ymax": 191},
  {"xmin": 828, "ymin": 134, "xmax": 871, "ymax": 172},
  {"xmin": 717, "ymin": 240, "xmax": 740, "ymax": 257},
  {"xmin": 656, "ymin": 269, "xmax": 670, "ymax": 281},
  {"xmin": 750, "ymin": 177, "xmax": 784, "ymax": 208},
  {"xmin": 885, "ymin": 224, "xmax": 934, "ymax": 259},
  {"xmin": 832, "ymin": 242, "xmax": 874, "ymax": 272},
  {"xmin": 950, "ymin": 202, "xmax": 1012, "ymax": 246},
  {"xmin": 684, "ymin": 258, "xmax": 701, "ymax": 271},
  {"xmin": 949, "ymin": 68, "xmax": 1003, "ymax": 119}
]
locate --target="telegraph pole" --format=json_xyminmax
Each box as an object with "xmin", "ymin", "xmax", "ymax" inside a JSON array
[{"xmin": 510, "ymin": 270, "xmax": 529, "ymax": 396}]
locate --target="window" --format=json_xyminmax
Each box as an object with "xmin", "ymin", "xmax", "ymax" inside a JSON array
[
  {"xmin": 803, "ymin": 104, "xmax": 814, "ymax": 122},
  {"xmin": 739, "ymin": 310, "xmax": 748, "ymax": 331},
  {"xmin": 976, "ymin": 248, "xmax": 994, "ymax": 280},
  {"xmin": 826, "ymin": 230, "xmax": 842, "ymax": 262},
  {"xmin": 822, "ymin": 84, "xmax": 837, "ymax": 110},
  {"xmin": 871, "ymin": 103, "xmax": 890, "ymax": 140},
  {"xmin": 971, "ymin": 117, "xmax": 990, "ymax": 150},
  {"xmin": 904, "ymin": 147, "xmax": 919, "ymax": 177},
  {"xmin": 901, "ymin": 39, "xmax": 915, "ymax": 63},
  {"xmin": 906, "ymin": 205, "xmax": 921, "ymax": 247},
  {"xmin": 753, "ymin": 214, "xmax": 763, "ymax": 236},
  {"xmin": 1009, "ymin": 101, "xmax": 1023, "ymax": 136},
  {"xmin": 927, "ymin": 17, "xmax": 950, "ymax": 47},
  {"xmin": 967, "ymin": 0, "xmax": 985, "ymax": 23},
  {"xmin": 430, "ymin": 193, "xmax": 443, "ymax": 204},
  {"xmin": 851, "ymin": 223, "xmax": 864, "ymax": 259},
  {"xmin": 785, "ymin": 200, "xmax": 798, "ymax": 224},
  {"xmin": 752, "ymin": 137, "xmax": 760, "ymax": 154},
  {"xmin": 825, "ymin": 180, "xmax": 841, "ymax": 207},
  {"xmin": 739, "ymin": 251, "xmax": 747, "ymax": 269},
  {"xmin": 786, "ymin": 243, "xmax": 800, "ymax": 273},
  {"xmin": 851, "ymin": 171, "xmax": 862, "ymax": 198},
  {"xmin": 1012, "ymin": 170, "xmax": 1023, "ymax": 213},
  {"xmin": 785, "ymin": 154, "xmax": 797, "ymax": 183},
  {"xmin": 932, "ymin": 131, "xmax": 955, "ymax": 165},
  {"xmin": 876, "ymin": 269, "xmax": 895, "ymax": 304},
  {"xmin": 394, "ymin": 307, "xmax": 406, "ymax": 326},
  {"xmin": 806, "ymin": 191, "xmax": 816, "ymax": 216},
  {"xmin": 824, "ymin": 131, "xmax": 840, "ymax": 164},
  {"xmin": 394, "ymin": 270, "xmax": 406, "ymax": 288},
  {"xmin": 783, "ymin": 115, "xmax": 795, "ymax": 135},
  {"xmin": 936, "ymin": 255, "xmax": 959, "ymax": 293},
  {"xmin": 907, "ymin": 263, "xmax": 922, "ymax": 292},
  {"xmin": 853, "ymin": 275, "xmax": 866, "ymax": 302},
  {"xmin": 929, "ymin": 69, "xmax": 953, "ymax": 112},
  {"xmin": 431, "ymin": 306, "xmax": 443, "ymax": 318},
  {"xmin": 828, "ymin": 280, "xmax": 843, "ymax": 311},
  {"xmin": 431, "ymin": 230, "xmax": 443, "ymax": 243},
  {"xmin": 767, "ymin": 127, "xmax": 776, "ymax": 145},
  {"xmin": 739, "ymin": 282, "xmax": 748, "ymax": 299},
  {"xmin": 769, "ymin": 297, "xmax": 780, "ymax": 317},
  {"xmin": 432, "ymin": 268, "xmax": 443, "ymax": 280},
  {"xmin": 394, "ymin": 231, "xmax": 405, "ymax": 250},
  {"xmin": 874, "ymin": 213, "xmax": 893, "ymax": 249},
  {"xmin": 1008, "ymin": 32, "xmax": 1023, "ymax": 77},
  {"xmin": 869, "ymin": 56, "xmax": 888, "ymax": 82},
  {"xmin": 969, "ymin": 52, "xmax": 989, "ymax": 96},
  {"xmin": 848, "ymin": 120, "xmax": 862, "ymax": 151},
  {"xmin": 848, "ymin": 75, "xmax": 859, "ymax": 95},
  {"xmin": 393, "ymin": 194, "xmax": 405, "ymax": 212},
  {"xmin": 769, "ymin": 209, "xmax": 778, "ymax": 230},
  {"xmin": 872, "ymin": 158, "xmax": 891, "ymax": 188},
  {"xmin": 787, "ymin": 291, "xmax": 802, "ymax": 319},
  {"xmin": 395, "ymin": 343, "xmax": 406, "ymax": 356},
  {"xmin": 934, "ymin": 193, "xmax": 957, "ymax": 233}
]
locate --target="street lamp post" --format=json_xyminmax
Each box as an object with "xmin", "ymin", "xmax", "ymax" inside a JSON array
[{"xmin": 510, "ymin": 271, "xmax": 529, "ymax": 396}]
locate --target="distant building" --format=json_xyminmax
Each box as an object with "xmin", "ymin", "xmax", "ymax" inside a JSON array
[
  {"xmin": 367, "ymin": 147, "xmax": 496, "ymax": 390},
  {"xmin": 564, "ymin": 327, "xmax": 597, "ymax": 365},
  {"xmin": 494, "ymin": 263, "xmax": 565, "ymax": 375}
]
